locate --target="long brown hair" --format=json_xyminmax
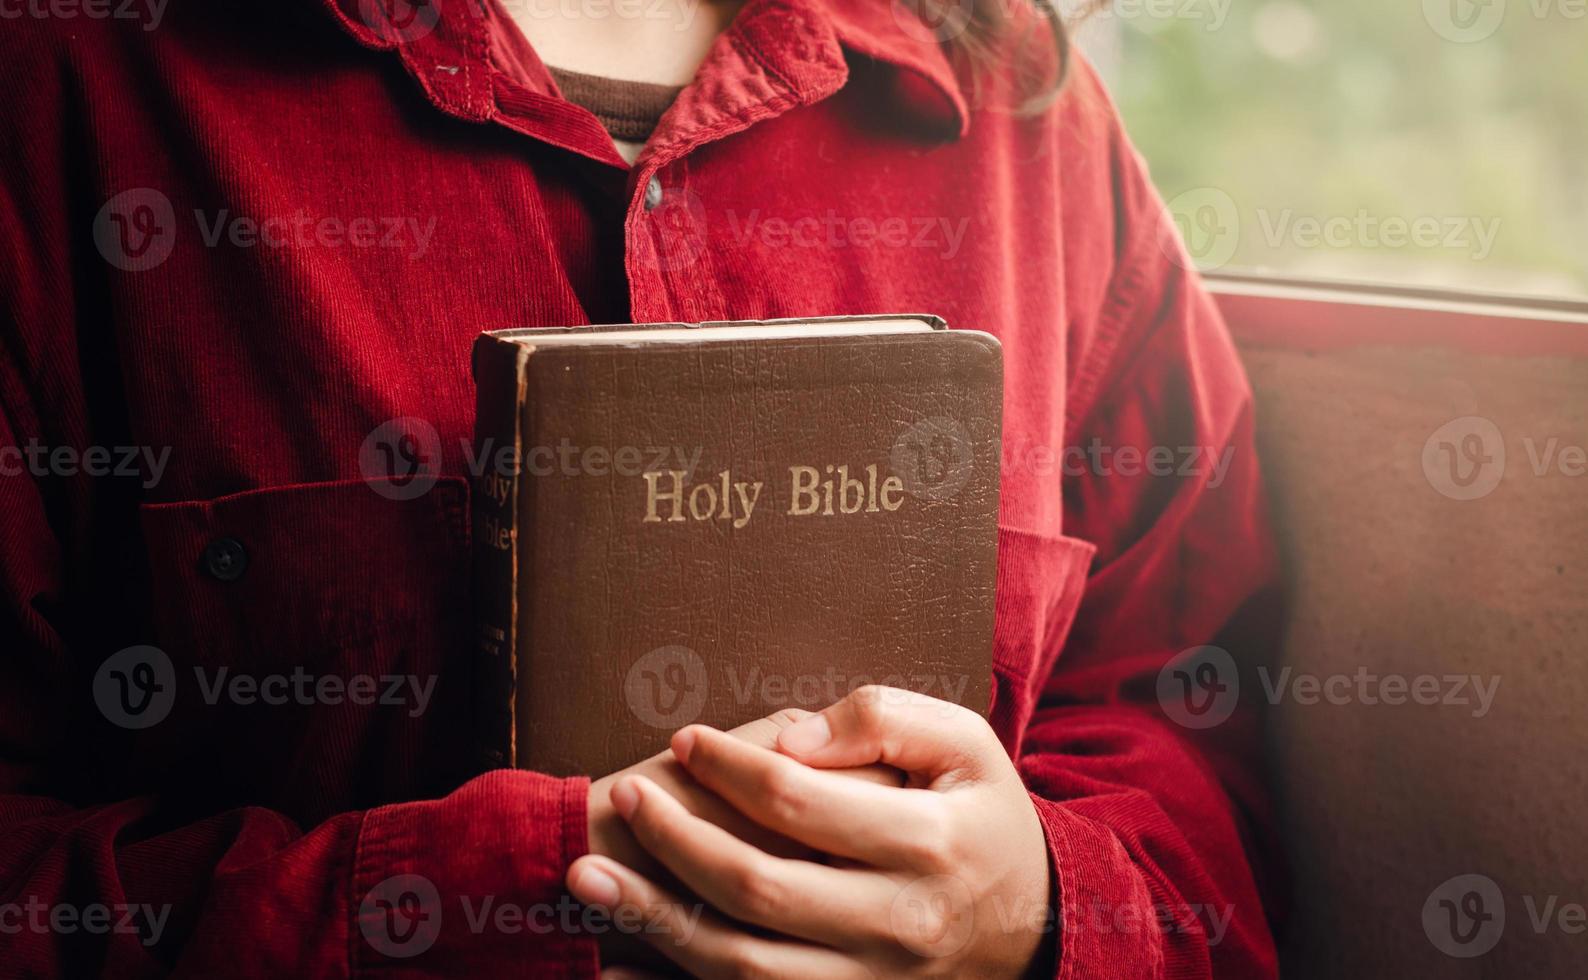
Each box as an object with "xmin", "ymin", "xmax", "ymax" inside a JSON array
[{"xmin": 908, "ymin": 0, "xmax": 1087, "ymax": 114}]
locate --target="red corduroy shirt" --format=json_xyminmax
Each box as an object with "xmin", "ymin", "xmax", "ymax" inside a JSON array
[{"xmin": 0, "ymin": 0, "xmax": 1283, "ymax": 975}]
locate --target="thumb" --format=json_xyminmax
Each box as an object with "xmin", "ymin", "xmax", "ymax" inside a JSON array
[{"xmin": 774, "ymin": 685, "xmax": 991, "ymax": 779}]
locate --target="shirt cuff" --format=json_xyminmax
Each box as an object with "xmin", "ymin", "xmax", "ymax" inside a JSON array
[
  {"xmin": 351, "ymin": 769, "xmax": 598, "ymax": 977},
  {"xmin": 1029, "ymin": 792, "xmax": 1164, "ymax": 980}
]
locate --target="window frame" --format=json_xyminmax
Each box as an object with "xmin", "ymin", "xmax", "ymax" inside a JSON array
[{"xmin": 1207, "ymin": 271, "xmax": 1588, "ymax": 356}]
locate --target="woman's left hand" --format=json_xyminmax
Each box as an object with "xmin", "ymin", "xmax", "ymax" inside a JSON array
[{"xmin": 565, "ymin": 686, "xmax": 1052, "ymax": 979}]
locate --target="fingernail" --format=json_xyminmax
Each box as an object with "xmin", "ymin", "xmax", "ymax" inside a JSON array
[
  {"xmin": 610, "ymin": 777, "xmax": 640, "ymax": 820},
  {"xmin": 671, "ymin": 727, "xmax": 698, "ymax": 766},
  {"xmin": 573, "ymin": 864, "xmax": 621, "ymax": 907},
  {"xmin": 778, "ymin": 714, "xmax": 831, "ymax": 754}
]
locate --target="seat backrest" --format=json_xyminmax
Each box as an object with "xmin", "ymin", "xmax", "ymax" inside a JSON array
[{"xmin": 1237, "ymin": 340, "xmax": 1588, "ymax": 976}]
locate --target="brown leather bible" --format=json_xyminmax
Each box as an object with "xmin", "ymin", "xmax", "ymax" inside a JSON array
[{"xmin": 471, "ymin": 315, "xmax": 1002, "ymax": 777}]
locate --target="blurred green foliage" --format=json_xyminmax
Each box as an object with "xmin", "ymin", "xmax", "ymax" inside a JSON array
[{"xmin": 1095, "ymin": 0, "xmax": 1588, "ymax": 297}]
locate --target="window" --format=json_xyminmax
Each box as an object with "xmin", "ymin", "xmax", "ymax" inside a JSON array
[{"xmin": 1079, "ymin": 0, "xmax": 1588, "ymax": 299}]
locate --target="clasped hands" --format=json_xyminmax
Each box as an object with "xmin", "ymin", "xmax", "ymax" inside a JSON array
[{"xmin": 572, "ymin": 687, "xmax": 1051, "ymax": 979}]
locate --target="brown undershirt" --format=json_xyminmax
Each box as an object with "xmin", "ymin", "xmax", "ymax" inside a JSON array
[{"xmin": 549, "ymin": 66, "xmax": 683, "ymax": 162}]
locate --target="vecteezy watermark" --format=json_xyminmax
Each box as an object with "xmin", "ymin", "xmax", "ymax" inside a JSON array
[
  {"xmin": 469, "ymin": 438, "xmax": 705, "ymax": 482},
  {"xmin": 358, "ymin": 874, "xmax": 705, "ymax": 959},
  {"xmin": 191, "ymin": 209, "xmax": 437, "ymax": 260},
  {"xmin": 92, "ymin": 645, "xmax": 439, "ymax": 729},
  {"xmin": 1159, "ymin": 188, "xmax": 1503, "ymax": 271},
  {"xmin": 624, "ymin": 645, "xmax": 711, "ymax": 729},
  {"xmin": 891, "ymin": 874, "xmax": 976, "ymax": 958},
  {"xmin": 192, "ymin": 667, "xmax": 437, "ymax": 718},
  {"xmin": 358, "ymin": 415, "xmax": 709, "ymax": 502},
  {"xmin": 94, "ymin": 645, "xmax": 178, "ymax": 730},
  {"xmin": 1156, "ymin": 646, "xmax": 1502, "ymax": 729},
  {"xmin": 357, "ymin": 0, "xmax": 440, "ymax": 43},
  {"xmin": 1422, "ymin": 416, "xmax": 1588, "ymax": 500},
  {"xmin": 93, "ymin": 188, "xmax": 439, "ymax": 270},
  {"xmin": 1256, "ymin": 666, "xmax": 1500, "ymax": 718},
  {"xmin": 621, "ymin": 646, "xmax": 972, "ymax": 729},
  {"xmin": 889, "ymin": 0, "xmax": 975, "ymax": 43},
  {"xmin": 1254, "ymin": 209, "xmax": 1500, "ymax": 262},
  {"xmin": 1156, "ymin": 645, "xmax": 1241, "ymax": 729},
  {"xmin": 498, "ymin": 0, "xmax": 705, "ymax": 30},
  {"xmin": 724, "ymin": 666, "xmax": 970, "ymax": 714},
  {"xmin": 1423, "ymin": 0, "xmax": 1508, "ymax": 41},
  {"xmin": 1429, "ymin": 870, "xmax": 1499, "ymax": 952},
  {"xmin": 360, "ymin": 416, "xmax": 444, "ymax": 501},
  {"xmin": 992, "ymin": 893, "xmax": 1237, "ymax": 947},
  {"xmin": 0, "ymin": 0, "xmax": 169, "ymax": 31},
  {"xmin": 1423, "ymin": 0, "xmax": 1585, "ymax": 43},
  {"xmin": 1424, "ymin": 874, "xmax": 1588, "ymax": 957},
  {"xmin": 360, "ymin": 874, "xmax": 444, "ymax": 959},
  {"xmin": 0, "ymin": 897, "xmax": 171, "ymax": 948},
  {"xmin": 1161, "ymin": 187, "xmax": 1241, "ymax": 272},
  {"xmin": 1001, "ymin": 434, "xmax": 1236, "ymax": 488},
  {"xmin": 1424, "ymin": 873, "xmax": 1505, "ymax": 957},
  {"xmin": 1093, "ymin": 0, "xmax": 1233, "ymax": 33},
  {"xmin": 723, "ymin": 210, "xmax": 972, "ymax": 262},
  {"xmin": 637, "ymin": 184, "xmax": 708, "ymax": 273},
  {"xmin": 890, "ymin": 417, "xmax": 974, "ymax": 502},
  {"xmin": 0, "ymin": 439, "xmax": 170, "ymax": 489},
  {"xmin": 1423, "ymin": 416, "xmax": 1506, "ymax": 500},
  {"xmin": 94, "ymin": 189, "xmax": 178, "ymax": 272}
]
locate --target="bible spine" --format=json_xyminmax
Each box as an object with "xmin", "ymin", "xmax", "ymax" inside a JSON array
[{"xmin": 471, "ymin": 336, "xmax": 529, "ymax": 769}]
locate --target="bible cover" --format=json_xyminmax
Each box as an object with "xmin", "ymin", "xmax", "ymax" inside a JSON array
[{"xmin": 472, "ymin": 314, "xmax": 1002, "ymax": 777}]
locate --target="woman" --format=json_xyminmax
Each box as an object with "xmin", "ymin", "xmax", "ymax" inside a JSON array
[{"xmin": 0, "ymin": 0, "xmax": 1281, "ymax": 975}]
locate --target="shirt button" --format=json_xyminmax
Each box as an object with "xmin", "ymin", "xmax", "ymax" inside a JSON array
[
  {"xmin": 643, "ymin": 176, "xmax": 664, "ymax": 211},
  {"xmin": 202, "ymin": 537, "xmax": 248, "ymax": 582}
]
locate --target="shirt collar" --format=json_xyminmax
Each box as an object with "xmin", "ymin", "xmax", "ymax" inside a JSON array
[
  {"xmin": 811, "ymin": 0, "xmax": 969, "ymax": 138},
  {"xmin": 320, "ymin": 0, "xmax": 969, "ymax": 140}
]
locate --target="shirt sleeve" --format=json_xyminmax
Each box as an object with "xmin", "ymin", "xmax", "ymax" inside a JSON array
[
  {"xmin": 1017, "ymin": 74, "xmax": 1286, "ymax": 980},
  {"xmin": 0, "ymin": 39, "xmax": 596, "ymax": 980},
  {"xmin": 0, "ymin": 256, "xmax": 599, "ymax": 980}
]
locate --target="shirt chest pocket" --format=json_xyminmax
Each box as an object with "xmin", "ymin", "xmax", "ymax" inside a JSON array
[
  {"xmin": 988, "ymin": 526, "xmax": 1096, "ymax": 754},
  {"xmin": 132, "ymin": 478, "xmax": 474, "ymax": 820}
]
